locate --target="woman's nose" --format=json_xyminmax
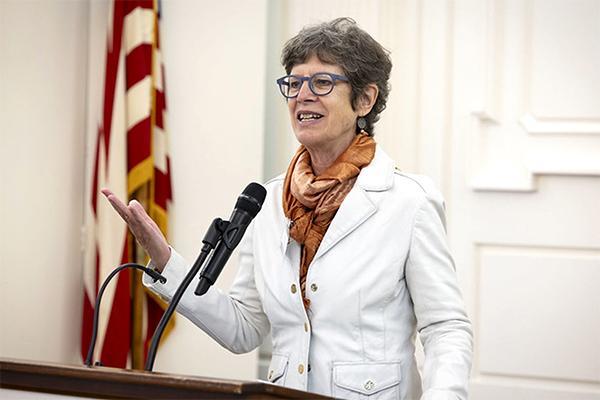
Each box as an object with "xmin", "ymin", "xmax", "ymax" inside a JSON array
[{"xmin": 296, "ymin": 80, "xmax": 316, "ymax": 102}]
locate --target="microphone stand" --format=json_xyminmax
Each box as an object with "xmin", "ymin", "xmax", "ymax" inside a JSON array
[
  {"xmin": 144, "ymin": 218, "xmax": 228, "ymax": 371},
  {"xmin": 85, "ymin": 263, "xmax": 166, "ymax": 367}
]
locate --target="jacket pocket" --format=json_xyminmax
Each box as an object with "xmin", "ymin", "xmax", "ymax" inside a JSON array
[
  {"xmin": 267, "ymin": 353, "xmax": 290, "ymax": 386},
  {"xmin": 332, "ymin": 360, "xmax": 402, "ymax": 399}
]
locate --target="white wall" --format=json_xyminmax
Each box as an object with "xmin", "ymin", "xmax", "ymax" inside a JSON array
[{"xmin": 0, "ymin": 0, "xmax": 89, "ymax": 364}]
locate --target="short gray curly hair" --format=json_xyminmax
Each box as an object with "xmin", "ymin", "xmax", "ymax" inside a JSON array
[{"xmin": 281, "ymin": 17, "xmax": 392, "ymax": 135}]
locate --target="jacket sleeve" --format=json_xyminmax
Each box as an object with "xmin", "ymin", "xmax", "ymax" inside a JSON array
[
  {"xmin": 143, "ymin": 222, "xmax": 271, "ymax": 354},
  {"xmin": 405, "ymin": 190, "xmax": 473, "ymax": 400}
]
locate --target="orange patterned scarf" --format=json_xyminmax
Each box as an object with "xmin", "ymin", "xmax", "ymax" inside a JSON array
[{"xmin": 282, "ymin": 133, "xmax": 376, "ymax": 309}]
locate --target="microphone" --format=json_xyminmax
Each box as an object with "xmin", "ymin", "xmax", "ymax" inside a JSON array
[{"xmin": 195, "ymin": 182, "xmax": 267, "ymax": 296}]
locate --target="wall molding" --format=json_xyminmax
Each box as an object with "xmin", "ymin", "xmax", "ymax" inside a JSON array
[{"xmin": 520, "ymin": 113, "xmax": 600, "ymax": 135}]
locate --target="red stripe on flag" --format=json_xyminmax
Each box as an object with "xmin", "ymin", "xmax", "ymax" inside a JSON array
[
  {"xmin": 154, "ymin": 89, "xmax": 165, "ymax": 129},
  {"xmin": 91, "ymin": 129, "xmax": 102, "ymax": 214},
  {"xmin": 153, "ymin": 168, "xmax": 172, "ymax": 209},
  {"xmin": 101, "ymin": 1, "xmax": 125, "ymax": 163},
  {"xmin": 124, "ymin": 0, "xmax": 153, "ymax": 15},
  {"xmin": 125, "ymin": 44, "xmax": 152, "ymax": 91},
  {"xmin": 127, "ymin": 117, "xmax": 152, "ymax": 171}
]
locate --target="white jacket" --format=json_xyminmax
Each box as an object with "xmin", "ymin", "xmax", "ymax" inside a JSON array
[{"xmin": 145, "ymin": 146, "xmax": 472, "ymax": 400}]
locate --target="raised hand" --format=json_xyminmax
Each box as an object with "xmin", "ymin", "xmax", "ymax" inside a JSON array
[{"xmin": 101, "ymin": 188, "xmax": 171, "ymax": 272}]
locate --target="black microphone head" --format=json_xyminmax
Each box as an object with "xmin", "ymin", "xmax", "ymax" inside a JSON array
[{"xmin": 235, "ymin": 182, "xmax": 267, "ymax": 217}]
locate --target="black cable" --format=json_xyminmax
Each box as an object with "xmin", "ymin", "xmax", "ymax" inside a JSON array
[{"xmin": 84, "ymin": 263, "xmax": 166, "ymax": 367}]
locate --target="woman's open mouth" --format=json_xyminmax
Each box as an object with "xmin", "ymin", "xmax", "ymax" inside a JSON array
[{"xmin": 297, "ymin": 112, "xmax": 324, "ymax": 122}]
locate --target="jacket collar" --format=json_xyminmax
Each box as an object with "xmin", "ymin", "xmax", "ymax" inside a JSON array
[
  {"xmin": 355, "ymin": 145, "xmax": 395, "ymax": 192},
  {"xmin": 312, "ymin": 144, "xmax": 395, "ymax": 260}
]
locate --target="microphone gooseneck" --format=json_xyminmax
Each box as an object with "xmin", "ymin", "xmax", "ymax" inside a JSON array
[
  {"xmin": 84, "ymin": 263, "xmax": 166, "ymax": 367},
  {"xmin": 144, "ymin": 183, "xmax": 266, "ymax": 371}
]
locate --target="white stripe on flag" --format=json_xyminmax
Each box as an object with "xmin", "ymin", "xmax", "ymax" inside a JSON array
[
  {"xmin": 124, "ymin": 7, "xmax": 155, "ymax": 56},
  {"xmin": 153, "ymin": 126, "xmax": 167, "ymax": 173},
  {"xmin": 153, "ymin": 49, "xmax": 163, "ymax": 92},
  {"xmin": 126, "ymin": 76, "xmax": 152, "ymax": 129}
]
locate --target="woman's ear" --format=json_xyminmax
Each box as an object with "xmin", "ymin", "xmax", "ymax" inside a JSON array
[{"xmin": 358, "ymin": 84, "xmax": 379, "ymax": 116}]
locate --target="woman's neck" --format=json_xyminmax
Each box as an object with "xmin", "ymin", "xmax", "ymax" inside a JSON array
[{"xmin": 305, "ymin": 134, "xmax": 355, "ymax": 176}]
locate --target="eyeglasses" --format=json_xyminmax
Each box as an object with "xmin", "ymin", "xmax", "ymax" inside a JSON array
[{"xmin": 276, "ymin": 72, "xmax": 349, "ymax": 99}]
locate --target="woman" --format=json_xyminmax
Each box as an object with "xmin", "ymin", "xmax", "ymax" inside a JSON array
[{"xmin": 104, "ymin": 18, "xmax": 472, "ymax": 400}]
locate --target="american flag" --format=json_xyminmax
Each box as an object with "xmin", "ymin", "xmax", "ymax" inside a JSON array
[{"xmin": 81, "ymin": 0, "xmax": 172, "ymax": 369}]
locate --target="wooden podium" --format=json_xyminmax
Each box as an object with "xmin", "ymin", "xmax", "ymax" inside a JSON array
[{"xmin": 0, "ymin": 358, "xmax": 331, "ymax": 399}]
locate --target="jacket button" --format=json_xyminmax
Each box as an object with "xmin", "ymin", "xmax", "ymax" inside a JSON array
[
  {"xmin": 364, "ymin": 379, "xmax": 375, "ymax": 391},
  {"xmin": 268, "ymin": 370, "xmax": 273, "ymax": 380},
  {"xmin": 308, "ymin": 364, "xmax": 311, "ymax": 372},
  {"xmin": 310, "ymin": 283, "xmax": 318, "ymax": 292},
  {"xmin": 290, "ymin": 284, "xmax": 297, "ymax": 294},
  {"xmin": 298, "ymin": 364, "xmax": 304, "ymax": 374}
]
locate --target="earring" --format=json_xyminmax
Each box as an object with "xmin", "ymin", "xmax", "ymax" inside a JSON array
[{"xmin": 357, "ymin": 117, "xmax": 367, "ymax": 133}]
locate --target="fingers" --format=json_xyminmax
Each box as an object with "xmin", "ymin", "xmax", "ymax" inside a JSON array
[
  {"xmin": 101, "ymin": 189, "xmax": 132, "ymax": 223},
  {"xmin": 129, "ymin": 200, "xmax": 168, "ymax": 246},
  {"xmin": 101, "ymin": 191, "xmax": 152, "ymax": 232},
  {"xmin": 129, "ymin": 200, "xmax": 163, "ymax": 235},
  {"xmin": 129, "ymin": 199, "xmax": 149, "ymax": 220},
  {"xmin": 129, "ymin": 200, "xmax": 156, "ymax": 233}
]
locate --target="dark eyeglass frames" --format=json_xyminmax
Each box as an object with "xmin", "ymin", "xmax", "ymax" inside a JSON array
[{"xmin": 276, "ymin": 72, "xmax": 349, "ymax": 99}]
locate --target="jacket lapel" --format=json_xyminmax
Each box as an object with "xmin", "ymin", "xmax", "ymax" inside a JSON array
[{"xmin": 312, "ymin": 146, "xmax": 395, "ymax": 261}]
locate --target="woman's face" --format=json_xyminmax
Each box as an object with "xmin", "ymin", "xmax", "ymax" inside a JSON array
[{"xmin": 288, "ymin": 55, "xmax": 359, "ymax": 154}]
